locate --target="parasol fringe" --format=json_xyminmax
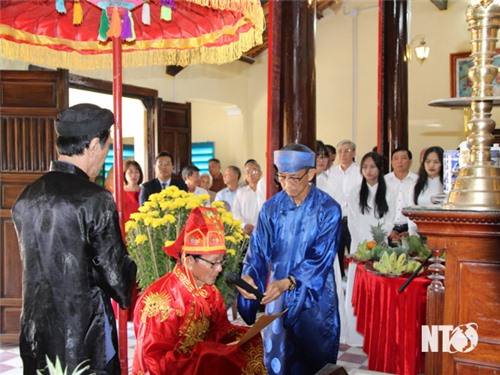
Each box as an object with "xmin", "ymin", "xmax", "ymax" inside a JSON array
[
  {"xmin": 125, "ymin": 11, "xmax": 136, "ymax": 43},
  {"xmin": 121, "ymin": 10, "xmax": 133, "ymax": 41},
  {"xmin": 107, "ymin": 7, "xmax": 122, "ymax": 38},
  {"xmin": 142, "ymin": 1, "xmax": 151, "ymax": 25},
  {"xmin": 0, "ymin": 25, "xmax": 262, "ymax": 70},
  {"xmin": 160, "ymin": 6, "xmax": 172, "ymax": 21},
  {"xmin": 73, "ymin": 1, "xmax": 83, "ymax": 26},
  {"xmin": 99, "ymin": 8, "xmax": 110, "ymax": 41},
  {"xmin": 55, "ymin": 0, "xmax": 66, "ymax": 14},
  {"xmin": 188, "ymin": 0, "xmax": 264, "ymax": 31}
]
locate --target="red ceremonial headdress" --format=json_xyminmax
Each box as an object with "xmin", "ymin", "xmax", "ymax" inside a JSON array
[{"xmin": 163, "ymin": 207, "xmax": 226, "ymax": 259}]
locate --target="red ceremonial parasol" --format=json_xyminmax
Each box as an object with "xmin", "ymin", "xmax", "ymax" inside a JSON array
[{"xmin": 0, "ymin": 0, "xmax": 264, "ymax": 371}]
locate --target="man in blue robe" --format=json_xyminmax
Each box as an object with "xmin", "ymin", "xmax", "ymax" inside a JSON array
[{"xmin": 237, "ymin": 143, "xmax": 342, "ymax": 375}]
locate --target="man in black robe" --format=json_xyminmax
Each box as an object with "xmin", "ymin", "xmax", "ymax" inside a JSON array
[{"xmin": 12, "ymin": 103, "xmax": 137, "ymax": 375}]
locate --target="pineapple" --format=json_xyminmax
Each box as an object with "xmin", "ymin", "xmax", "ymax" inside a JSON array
[{"xmin": 370, "ymin": 222, "xmax": 388, "ymax": 245}]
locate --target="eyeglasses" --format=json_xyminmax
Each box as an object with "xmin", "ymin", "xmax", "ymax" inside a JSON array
[
  {"xmin": 156, "ymin": 162, "xmax": 172, "ymax": 167},
  {"xmin": 193, "ymin": 255, "xmax": 226, "ymax": 269},
  {"xmin": 245, "ymin": 169, "xmax": 261, "ymax": 175},
  {"xmin": 338, "ymin": 148, "xmax": 353, "ymax": 154},
  {"xmin": 275, "ymin": 169, "xmax": 310, "ymax": 184}
]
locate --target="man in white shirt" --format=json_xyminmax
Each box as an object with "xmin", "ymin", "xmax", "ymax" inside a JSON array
[
  {"xmin": 384, "ymin": 147, "xmax": 418, "ymax": 245},
  {"xmin": 233, "ymin": 160, "xmax": 262, "ymax": 235},
  {"xmin": 214, "ymin": 165, "xmax": 241, "ymax": 211},
  {"xmin": 182, "ymin": 164, "xmax": 209, "ymax": 198},
  {"xmin": 327, "ymin": 140, "xmax": 362, "ymax": 277}
]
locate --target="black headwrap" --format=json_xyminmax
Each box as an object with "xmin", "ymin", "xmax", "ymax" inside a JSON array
[{"xmin": 56, "ymin": 103, "xmax": 114, "ymax": 137}]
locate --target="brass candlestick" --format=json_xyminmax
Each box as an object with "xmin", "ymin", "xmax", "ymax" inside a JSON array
[{"xmin": 443, "ymin": 0, "xmax": 500, "ymax": 210}]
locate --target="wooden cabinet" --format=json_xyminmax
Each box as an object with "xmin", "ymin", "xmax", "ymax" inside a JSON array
[{"xmin": 404, "ymin": 207, "xmax": 500, "ymax": 374}]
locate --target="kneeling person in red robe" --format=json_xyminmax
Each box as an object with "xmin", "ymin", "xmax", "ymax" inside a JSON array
[{"xmin": 132, "ymin": 207, "xmax": 266, "ymax": 375}]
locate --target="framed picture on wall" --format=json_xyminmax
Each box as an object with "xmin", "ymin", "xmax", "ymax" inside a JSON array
[{"xmin": 451, "ymin": 51, "xmax": 500, "ymax": 97}]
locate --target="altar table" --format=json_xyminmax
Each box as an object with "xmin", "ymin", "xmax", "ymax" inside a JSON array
[{"xmin": 352, "ymin": 263, "xmax": 431, "ymax": 375}]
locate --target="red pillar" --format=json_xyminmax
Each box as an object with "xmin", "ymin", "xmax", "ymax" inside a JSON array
[{"xmin": 112, "ymin": 35, "xmax": 128, "ymax": 375}]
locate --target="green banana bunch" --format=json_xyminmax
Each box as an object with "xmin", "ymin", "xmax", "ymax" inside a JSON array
[{"xmin": 373, "ymin": 251, "xmax": 423, "ymax": 275}]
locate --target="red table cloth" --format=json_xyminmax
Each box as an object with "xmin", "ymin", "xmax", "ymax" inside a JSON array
[{"xmin": 352, "ymin": 263, "xmax": 431, "ymax": 375}]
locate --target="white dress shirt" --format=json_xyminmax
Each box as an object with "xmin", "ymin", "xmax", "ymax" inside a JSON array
[
  {"xmin": 384, "ymin": 171, "xmax": 418, "ymax": 225},
  {"xmin": 316, "ymin": 172, "xmax": 336, "ymax": 198},
  {"xmin": 193, "ymin": 186, "xmax": 209, "ymax": 197},
  {"xmin": 232, "ymin": 185, "xmax": 260, "ymax": 228},
  {"xmin": 214, "ymin": 187, "xmax": 239, "ymax": 212},
  {"xmin": 256, "ymin": 178, "xmax": 267, "ymax": 210},
  {"xmin": 327, "ymin": 163, "xmax": 363, "ymax": 217},
  {"xmin": 347, "ymin": 183, "xmax": 396, "ymax": 254}
]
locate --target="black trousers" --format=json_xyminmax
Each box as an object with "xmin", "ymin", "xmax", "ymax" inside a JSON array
[{"xmin": 338, "ymin": 217, "xmax": 351, "ymax": 278}]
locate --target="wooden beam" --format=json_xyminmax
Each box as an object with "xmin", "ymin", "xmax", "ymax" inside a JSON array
[
  {"xmin": 166, "ymin": 65, "xmax": 184, "ymax": 77},
  {"xmin": 430, "ymin": 0, "xmax": 447, "ymax": 10}
]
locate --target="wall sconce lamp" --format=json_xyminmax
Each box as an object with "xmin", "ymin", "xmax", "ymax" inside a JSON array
[{"xmin": 406, "ymin": 34, "xmax": 430, "ymax": 63}]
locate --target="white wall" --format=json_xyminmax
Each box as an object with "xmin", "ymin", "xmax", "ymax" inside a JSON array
[
  {"xmin": 1, "ymin": 0, "xmax": 493, "ymax": 175},
  {"xmin": 190, "ymin": 99, "xmax": 246, "ymax": 168}
]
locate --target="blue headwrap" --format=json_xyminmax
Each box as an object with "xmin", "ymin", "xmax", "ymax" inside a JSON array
[{"xmin": 274, "ymin": 145, "xmax": 315, "ymax": 173}]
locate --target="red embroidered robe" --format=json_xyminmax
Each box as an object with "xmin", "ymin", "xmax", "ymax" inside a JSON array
[{"xmin": 132, "ymin": 265, "xmax": 266, "ymax": 375}]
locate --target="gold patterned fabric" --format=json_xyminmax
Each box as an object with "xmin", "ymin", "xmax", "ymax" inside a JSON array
[{"xmin": 132, "ymin": 264, "xmax": 266, "ymax": 374}]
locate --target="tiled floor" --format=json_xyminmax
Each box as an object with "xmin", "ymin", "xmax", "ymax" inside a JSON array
[{"xmin": 0, "ymin": 317, "xmax": 368, "ymax": 374}]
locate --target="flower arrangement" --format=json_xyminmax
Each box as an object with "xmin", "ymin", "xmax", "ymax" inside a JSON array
[{"xmin": 125, "ymin": 186, "xmax": 248, "ymax": 306}]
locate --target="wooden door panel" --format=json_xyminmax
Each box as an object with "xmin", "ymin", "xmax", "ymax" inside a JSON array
[
  {"xmin": 1, "ymin": 218, "xmax": 22, "ymax": 299},
  {"xmin": 0, "ymin": 70, "xmax": 67, "ymax": 343},
  {"xmin": 157, "ymin": 100, "xmax": 191, "ymax": 178}
]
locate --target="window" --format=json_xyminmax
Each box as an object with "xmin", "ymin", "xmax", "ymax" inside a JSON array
[
  {"xmin": 96, "ymin": 144, "xmax": 135, "ymax": 188},
  {"xmin": 192, "ymin": 142, "xmax": 215, "ymax": 174}
]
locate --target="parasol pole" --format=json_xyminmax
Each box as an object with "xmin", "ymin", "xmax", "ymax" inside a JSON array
[{"xmin": 111, "ymin": 33, "xmax": 128, "ymax": 375}]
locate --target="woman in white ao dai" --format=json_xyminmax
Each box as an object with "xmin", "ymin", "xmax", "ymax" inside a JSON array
[
  {"xmin": 348, "ymin": 152, "xmax": 396, "ymax": 254},
  {"xmin": 408, "ymin": 146, "xmax": 444, "ymax": 235}
]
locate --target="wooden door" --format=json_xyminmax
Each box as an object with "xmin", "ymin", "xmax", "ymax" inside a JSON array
[
  {"xmin": 157, "ymin": 100, "xmax": 191, "ymax": 178},
  {"xmin": 0, "ymin": 70, "xmax": 68, "ymax": 343}
]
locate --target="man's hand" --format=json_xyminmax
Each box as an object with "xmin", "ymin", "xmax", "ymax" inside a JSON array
[
  {"xmin": 243, "ymin": 224, "xmax": 254, "ymax": 235},
  {"xmin": 237, "ymin": 275, "xmax": 260, "ymax": 300},
  {"xmin": 388, "ymin": 230, "xmax": 402, "ymax": 243},
  {"xmin": 261, "ymin": 277, "xmax": 293, "ymax": 304}
]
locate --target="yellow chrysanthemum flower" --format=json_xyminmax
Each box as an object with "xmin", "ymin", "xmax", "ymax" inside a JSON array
[
  {"xmin": 225, "ymin": 236, "xmax": 237, "ymax": 245},
  {"xmin": 163, "ymin": 214, "xmax": 176, "ymax": 224},
  {"xmin": 186, "ymin": 200, "xmax": 203, "ymax": 210},
  {"xmin": 152, "ymin": 218, "xmax": 165, "ymax": 228},
  {"xmin": 144, "ymin": 217, "xmax": 155, "ymax": 226},
  {"xmin": 160, "ymin": 200, "xmax": 175, "ymax": 211},
  {"xmin": 172, "ymin": 198, "xmax": 187, "ymax": 209},
  {"xmin": 130, "ymin": 212, "xmax": 146, "ymax": 221},
  {"xmin": 198, "ymin": 193, "xmax": 210, "ymax": 201},
  {"xmin": 125, "ymin": 220, "xmax": 138, "ymax": 233},
  {"xmin": 144, "ymin": 195, "xmax": 160, "ymax": 207},
  {"xmin": 211, "ymin": 201, "xmax": 225, "ymax": 208},
  {"xmin": 147, "ymin": 210, "xmax": 160, "ymax": 218},
  {"xmin": 135, "ymin": 234, "xmax": 148, "ymax": 245}
]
